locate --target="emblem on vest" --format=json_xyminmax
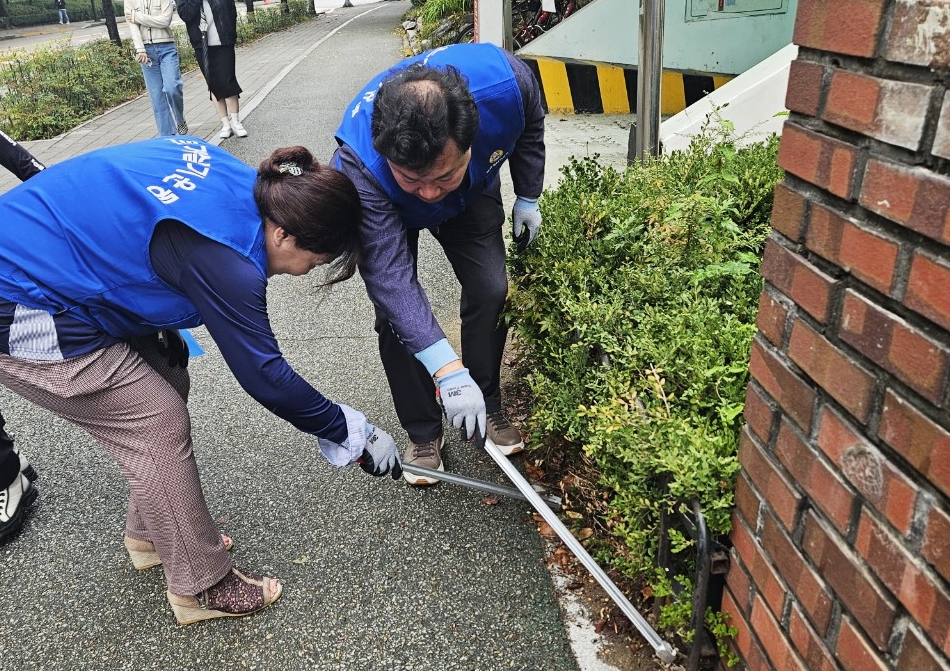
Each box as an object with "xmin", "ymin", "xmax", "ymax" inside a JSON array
[{"xmin": 489, "ymin": 149, "xmax": 505, "ymax": 165}]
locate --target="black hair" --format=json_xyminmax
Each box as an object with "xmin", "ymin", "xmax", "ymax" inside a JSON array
[
  {"xmin": 371, "ymin": 64, "xmax": 479, "ymax": 171},
  {"xmin": 254, "ymin": 146, "xmax": 362, "ymax": 285}
]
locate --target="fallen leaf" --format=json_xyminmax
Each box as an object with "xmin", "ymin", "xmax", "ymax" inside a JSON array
[
  {"xmin": 524, "ymin": 462, "xmax": 544, "ymax": 480},
  {"xmin": 593, "ymin": 619, "xmax": 606, "ymax": 634},
  {"xmin": 291, "ymin": 554, "xmax": 309, "ymax": 565},
  {"xmin": 564, "ymin": 510, "xmax": 583, "ymax": 520},
  {"xmin": 574, "ymin": 527, "xmax": 594, "ymax": 541},
  {"xmin": 537, "ymin": 520, "xmax": 557, "ymax": 538},
  {"xmin": 481, "ymin": 497, "xmax": 501, "ymax": 506}
]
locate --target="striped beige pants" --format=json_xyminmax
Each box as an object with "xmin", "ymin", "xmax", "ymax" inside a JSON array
[{"xmin": 0, "ymin": 339, "xmax": 232, "ymax": 595}]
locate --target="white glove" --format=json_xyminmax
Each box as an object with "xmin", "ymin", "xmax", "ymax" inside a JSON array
[{"xmin": 512, "ymin": 196, "xmax": 541, "ymax": 252}]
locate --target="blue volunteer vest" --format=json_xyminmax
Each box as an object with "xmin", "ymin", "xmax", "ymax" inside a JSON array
[
  {"xmin": 335, "ymin": 43, "xmax": 524, "ymax": 229},
  {"xmin": 0, "ymin": 137, "xmax": 266, "ymax": 338}
]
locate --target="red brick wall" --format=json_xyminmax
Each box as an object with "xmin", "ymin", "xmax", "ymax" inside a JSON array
[{"xmin": 724, "ymin": 1, "xmax": 950, "ymax": 670}]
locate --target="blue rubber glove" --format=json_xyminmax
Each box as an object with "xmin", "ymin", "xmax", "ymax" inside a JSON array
[
  {"xmin": 436, "ymin": 367, "xmax": 486, "ymax": 440},
  {"xmin": 512, "ymin": 196, "xmax": 541, "ymax": 252},
  {"xmin": 359, "ymin": 423, "xmax": 402, "ymax": 480}
]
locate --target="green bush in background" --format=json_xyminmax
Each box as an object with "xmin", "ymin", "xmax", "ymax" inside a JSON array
[
  {"xmin": 401, "ymin": 0, "xmax": 472, "ymax": 47},
  {"xmin": 414, "ymin": 0, "xmax": 470, "ymax": 26},
  {"xmin": 507, "ymin": 116, "xmax": 782, "ymax": 650},
  {"xmin": 0, "ymin": 1, "xmax": 311, "ymax": 139},
  {"xmin": 0, "ymin": 37, "xmax": 142, "ymax": 139}
]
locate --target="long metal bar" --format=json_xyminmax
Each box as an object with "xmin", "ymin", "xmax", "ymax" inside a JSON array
[
  {"xmin": 482, "ymin": 438, "xmax": 678, "ymax": 664},
  {"xmin": 635, "ymin": 0, "xmax": 665, "ymax": 158},
  {"xmin": 401, "ymin": 463, "xmax": 562, "ymax": 511}
]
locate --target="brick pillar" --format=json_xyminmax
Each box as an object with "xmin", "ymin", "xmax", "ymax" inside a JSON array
[{"xmin": 724, "ymin": 1, "xmax": 950, "ymax": 670}]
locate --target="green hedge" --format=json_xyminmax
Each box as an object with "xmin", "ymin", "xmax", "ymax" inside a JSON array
[{"xmin": 507, "ymin": 116, "xmax": 783, "ymax": 648}]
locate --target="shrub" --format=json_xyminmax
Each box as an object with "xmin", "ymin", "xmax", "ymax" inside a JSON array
[
  {"xmin": 506, "ymin": 115, "xmax": 783, "ymax": 646},
  {"xmin": 0, "ymin": 38, "xmax": 142, "ymax": 139}
]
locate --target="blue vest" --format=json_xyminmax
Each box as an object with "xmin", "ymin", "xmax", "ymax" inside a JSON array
[
  {"xmin": 0, "ymin": 137, "xmax": 266, "ymax": 338},
  {"xmin": 335, "ymin": 43, "xmax": 524, "ymax": 229}
]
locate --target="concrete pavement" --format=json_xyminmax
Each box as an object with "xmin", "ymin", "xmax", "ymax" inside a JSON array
[{"xmin": 0, "ymin": 5, "xmax": 638, "ymax": 670}]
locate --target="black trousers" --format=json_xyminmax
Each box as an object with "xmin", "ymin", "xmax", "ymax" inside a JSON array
[
  {"xmin": 0, "ymin": 410, "xmax": 16, "ymax": 488},
  {"xmin": 375, "ymin": 182, "xmax": 509, "ymax": 444}
]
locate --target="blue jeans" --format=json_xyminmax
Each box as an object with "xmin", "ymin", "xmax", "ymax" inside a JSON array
[
  {"xmin": 140, "ymin": 42, "xmax": 186, "ymax": 137},
  {"xmin": 58, "ymin": 8, "xmax": 69, "ymax": 23}
]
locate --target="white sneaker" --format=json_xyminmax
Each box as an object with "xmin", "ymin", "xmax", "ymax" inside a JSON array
[
  {"xmin": 0, "ymin": 473, "xmax": 37, "ymax": 540},
  {"xmin": 228, "ymin": 113, "xmax": 247, "ymax": 138},
  {"xmin": 218, "ymin": 119, "xmax": 233, "ymax": 139}
]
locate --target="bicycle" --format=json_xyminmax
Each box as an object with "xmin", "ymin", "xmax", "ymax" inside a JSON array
[{"xmin": 511, "ymin": 0, "xmax": 582, "ymax": 49}]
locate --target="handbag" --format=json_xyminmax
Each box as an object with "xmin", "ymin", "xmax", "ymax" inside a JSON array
[
  {"xmin": 199, "ymin": 30, "xmax": 210, "ymax": 77},
  {"xmin": 198, "ymin": 6, "xmax": 211, "ymax": 77}
]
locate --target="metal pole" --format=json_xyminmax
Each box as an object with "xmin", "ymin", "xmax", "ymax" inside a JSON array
[
  {"xmin": 502, "ymin": 0, "xmax": 513, "ymax": 51},
  {"xmin": 634, "ymin": 0, "xmax": 665, "ymax": 159},
  {"xmin": 401, "ymin": 463, "xmax": 562, "ymax": 510},
  {"xmin": 482, "ymin": 439, "xmax": 678, "ymax": 664}
]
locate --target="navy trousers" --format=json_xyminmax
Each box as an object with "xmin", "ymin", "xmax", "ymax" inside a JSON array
[{"xmin": 375, "ymin": 181, "xmax": 509, "ymax": 443}]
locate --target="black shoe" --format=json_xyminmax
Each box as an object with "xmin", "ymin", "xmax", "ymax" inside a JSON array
[
  {"xmin": 0, "ymin": 474, "xmax": 38, "ymax": 541},
  {"xmin": 14, "ymin": 446, "xmax": 38, "ymax": 482}
]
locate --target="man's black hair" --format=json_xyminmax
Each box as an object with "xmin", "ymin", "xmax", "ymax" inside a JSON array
[{"xmin": 371, "ymin": 63, "xmax": 479, "ymax": 171}]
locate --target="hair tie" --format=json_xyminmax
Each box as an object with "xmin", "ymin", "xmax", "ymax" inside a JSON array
[{"xmin": 278, "ymin": 162, "xmax": 303, "ymax": 176}]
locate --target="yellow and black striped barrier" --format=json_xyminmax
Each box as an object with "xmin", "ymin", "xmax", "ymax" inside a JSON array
[{"xmin": 519, "ymin": 56, "xmax": 733, "ymax": 116}]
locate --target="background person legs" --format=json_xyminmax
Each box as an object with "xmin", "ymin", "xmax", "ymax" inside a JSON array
[
  {"xmin": 141, "ymin": 51, "xmax": 176, "ymax": 137},
  {"xmin": 145, "ymin": 42, "xmax": 187, "ymax": 136},
  {"xmin": 206, "ymin": 45, "xmax": 246, "ymax": 138}
]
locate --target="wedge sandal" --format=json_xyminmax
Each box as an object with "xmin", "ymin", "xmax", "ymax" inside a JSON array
[
  {"xmin": 167, "ymin": 567, "xmax": 283, "ymax": 625},
  {"xmin": 124, "ymin": 533, "xmax": 234, "ymax": 571}
]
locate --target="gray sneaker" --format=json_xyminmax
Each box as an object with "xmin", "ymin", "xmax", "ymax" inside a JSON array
[
  {"xmin": 486, "ymin": 411, "xmax": 524, "ymax": 456},
  {"xmin": 402, "ymin": 435, "xmax": 444, "ymax": 485}
]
